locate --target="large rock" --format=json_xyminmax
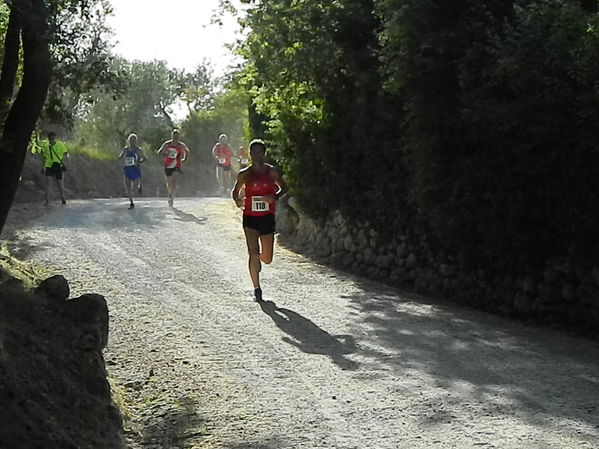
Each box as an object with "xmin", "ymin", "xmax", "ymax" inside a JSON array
[
  {"xmin": 35, "ymin": 275, "xmax": 70, "ymax": 303},
  {"xmin": 65, "ymin": 294, "xmax": 109, "ymax": 350}
]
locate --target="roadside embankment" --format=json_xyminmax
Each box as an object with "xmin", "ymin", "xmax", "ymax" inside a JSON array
[{"xmin": 0, "ymin": 254, "xmax": 123, "ymax": 449}]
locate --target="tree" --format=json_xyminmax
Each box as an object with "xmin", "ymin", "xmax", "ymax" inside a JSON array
[{"xmin": 0, "ymin": 0, "xmax": 53, "ymax": 234}]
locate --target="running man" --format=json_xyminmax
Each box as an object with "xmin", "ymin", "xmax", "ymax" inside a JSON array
[
  {"xmin": 157, "ymin": 129, "xmax": 190, "ymax": 207},
  {"xmin": 40, "ymin": 131, "xmax": 68, "ymax": 206},
  {"xmin": 211, "ymin": 133, "xmax": 233, "ymax": 195},
  {"xmin": 238, "ymin": 145, "xmax": 249, "ymax": 169},
  {"xmin": 232, "ymin": 139, "xmax": 288, "ymax": 301},
  {"xmin": 118, "ymin": 133, "xmax": 146, "ymax": 210}
]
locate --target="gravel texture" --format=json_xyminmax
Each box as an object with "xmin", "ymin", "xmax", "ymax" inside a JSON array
[{"xmin": 4, "ymin": 198, "xmax": 599, "ymax": 449}]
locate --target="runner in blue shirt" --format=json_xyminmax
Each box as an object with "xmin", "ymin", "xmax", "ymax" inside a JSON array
[{"xmin": 118, "ymin": 133, "xmax": 146, "ymax": 209}]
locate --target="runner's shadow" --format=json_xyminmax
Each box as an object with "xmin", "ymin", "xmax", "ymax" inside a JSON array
[
  {"xmin": 258, "ymin": 300, "xmax": 359, "ymax": 371},
  {"xmin": 172, "ymin": 207, "xmax": 207, "ymax": 225}
]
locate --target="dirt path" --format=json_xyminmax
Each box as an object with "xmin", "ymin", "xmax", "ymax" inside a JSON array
[{"xmin": 4, "ymin": 198, "xmax": 599, "ymax": 448}]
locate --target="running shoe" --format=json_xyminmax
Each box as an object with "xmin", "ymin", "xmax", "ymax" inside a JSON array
[
  {"xmin": 128, "ymin": 203, "xmax": 134, "ymax": 210},
  {"xmin": 61, "ymin": 198, "xmax": 67, "ymax": 205},
  {"xmin": 254, "ymin": 287, "xmax": 263, "ymax": 302}
]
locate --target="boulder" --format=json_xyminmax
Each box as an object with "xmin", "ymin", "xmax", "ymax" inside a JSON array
[
  {"xmin": 64, "ymin": 294, "xmax": 109, "ymax": 350},
  {"xmin": 35, "ymin": 275, "xmax": 70, "ymax": 303}
]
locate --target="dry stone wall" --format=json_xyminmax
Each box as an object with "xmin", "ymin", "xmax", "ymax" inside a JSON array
[{"xmin": 277, "ymin": 198, "xmax": 599, "ymax": 330}]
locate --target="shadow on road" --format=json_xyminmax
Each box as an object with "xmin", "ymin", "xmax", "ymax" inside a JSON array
[
  {"xmin": 141, "ymin": 396, "xmax": 209, "ymax": 447},
  {"xmin": 172, "ymin": 207, "xmax": 207, "ymax": 225},
  {"xmin": 258, "ymin": 300, "xmax": 359, "ymax": 371},
  {"xmin": 224, "ymin": 440, "xmax": 285, "ymax": 449},
  {"xmin": 344, "ymin": 287, "xmax": 599, "ymax": 431}
]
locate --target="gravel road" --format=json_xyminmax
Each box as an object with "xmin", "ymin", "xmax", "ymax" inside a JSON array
[{"xmin": 4, "ymin": 198, "xmax": 599, "ymax": 449}]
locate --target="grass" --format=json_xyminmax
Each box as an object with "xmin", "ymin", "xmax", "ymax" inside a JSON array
[
  {"xmin": 0, "ymin": 243, "xmax": 49, "ymax": 287},
  {"xmin": 67, "ymin": 144, "xmax": 116, "ymax": 161}
]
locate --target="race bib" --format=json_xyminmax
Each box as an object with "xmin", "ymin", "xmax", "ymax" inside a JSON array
[
  {"xmin": 218, "ymin": 157, "xmax": 226, "ymax": 164},
  {"xmin": 241, "ymin": 158, "xmax": 248, "ymax": 164},
  {"xmin": 124, "ymin": 156, "xmax": 136, "ymax": 166},
  {"xmin": 251, "ymin": 196, "xmax": 269, "ymax": 213},
  {"xmin": 167, "ymin": 148, "xmax": 178, "ymax": 159}
]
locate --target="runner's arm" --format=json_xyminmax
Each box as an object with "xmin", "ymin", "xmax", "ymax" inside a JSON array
[
  {"xmin": 138, "ymin": 148, "xmax": 147, "ymax": 163},
  {"xmin": 232, "ymin": 171, "xmax": 247, "ymax": 207},
  {"xmin": 181, "ymin": 143, "xmax": 190, "ymax": 162},
  {"xmin": 272, "ymin": 168, "xmax": 289, "ymax": 201},
  {"xmin": 157, "ymin": 141, "xmax": 167, "ymax": 155}
]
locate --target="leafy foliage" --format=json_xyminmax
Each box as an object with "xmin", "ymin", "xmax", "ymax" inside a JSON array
[{"xmin": 237, "ymin": 0, "xmax": 599, "ymax": 270}]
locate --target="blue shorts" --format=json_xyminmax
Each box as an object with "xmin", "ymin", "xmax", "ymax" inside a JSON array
[{"xmin": 124, "ymin": 166, "xmax": 141, "ymax": 181}]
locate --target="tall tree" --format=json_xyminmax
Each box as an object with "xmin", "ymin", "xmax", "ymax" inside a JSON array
[{"xmin": 0, "ymin": 0, "xmax": 52, "ymax": 234}]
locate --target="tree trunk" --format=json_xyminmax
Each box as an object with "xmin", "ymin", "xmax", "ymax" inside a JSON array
[
  {"xmin": 0, "ymin": 6, "xmax": 22, "ymax": 124},
  {"xmin": 0, "ymin": 0, "xmax": 52, "ymax": 234},
  {"xmin": 159, "ymin": 103, "xmax": 176, "ymax": 129}
]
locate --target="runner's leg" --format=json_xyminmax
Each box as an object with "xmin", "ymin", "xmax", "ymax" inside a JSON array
[
  {"xmin": 55, "ymin": 176, "xmax": 66, "ymax": 204},
  {"xmin": 217, "ymin": 166, "xmax": 225, "ymax": 193},
  {"xmin": 124, "ymin": 175, "xmax": 133, "ymax": 207},
  {"xmin": 45, "ymin": 174, "xmax": 51, "ymax": 205},
  {"xmin": 244, "ymin": 227, "xmax": 262, "ymax": 289},
  {"xmin": 224, "ymin": 169, "xmax": 232, "ymax": 194},
  {"xmin": 259, "ymin": 233, "xmax": 275, "ymax": 264}
]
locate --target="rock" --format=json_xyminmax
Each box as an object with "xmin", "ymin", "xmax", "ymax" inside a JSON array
[
  {"xmin": 522, "ymin": 274, "xmax": 537, "ymax": 294},
  {"xmin": 363, "ymin": 248, "xmax": 375, "ymax": 265},
  {"xmin": 375, "ymin": 254, "xmax": 393, "ymax": 269},
  {"xmin": 577, "ymin": 284, "xmax": 597, "ymax": 305},
  {"xmin": 331, "ymin": 251, "xmax": 350, "ymax": 266},
  {"xmin": 396, "ymin": 243, "xmax": 407, "ymax": 259},
  {"xmin": 343, "ymin": 235, "xmax": 354, "ymax": 253},
  {"xmin": 287, "ymin": 196, "xmax": 299, "ymax": 212},
  {"xmin": 357, "ymin": 229, "xmax": 368, "ymax": 248},
  {"xmin": 543, "ymin": 268, "xmax": 561, "ymax": 286},
  {"xmin": 561, "ymin": 283, "xmax": 577, "ymax": 301},
  {"xmin": 35, "ymin": 275, "xmax": 70, "ymax": 302},
  {"xmin": 514, "ymin": 293, "xmax": 534, "ymax": 315},
  {"xmin": 538, "ymin": 284, "xmax": 562, "ymax": 304},
  {"xmin": 65, "ymin": 294, "xmax": 109, "ymax": 350},
  {"xmin": 551, "ymin": 258, "xmax": 572, "ymax": 275},
  {"xmin": 3, "ymin": 277, "xmax": 25, "ymax": 292},
  {"xmin": 406, "ymin": 253, "xmax": 417, "ymax": 269},
  {"xmin": 593, "ymin": 266, "xmax": 599, "ymax": 287},
  {"xmin": 440, "ymin": 264, "xmax": 457, "ymax": 278}
]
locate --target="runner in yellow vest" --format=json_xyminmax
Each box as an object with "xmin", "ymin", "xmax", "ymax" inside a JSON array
[{"xmin": 40, "ymin": 132, "xmax": 68, "ymax": 205}]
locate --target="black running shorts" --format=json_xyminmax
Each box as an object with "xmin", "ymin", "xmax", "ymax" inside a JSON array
[
  {"xmin": 243, "ymin": 214, "xmax": 276, "ymax": 235},
  {"xmin": 165, "ymin": 167, "xmax": 181, "ymax": 177},
  {"xmin": 45, "ymin": 164, "xmax": 64, "ymax": 180}
]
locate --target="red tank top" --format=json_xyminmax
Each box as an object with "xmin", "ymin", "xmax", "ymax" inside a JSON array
[
  {"xmin": 244, "ymin": 167, "xmax": 277, "ymax": 216},
  {"xmin": 163, "ymin": 142, "xmax": 184, "ymax": 168},
  {"xmin": 214, "ymin": 143, "xmax": 233, "ymax": 166}
]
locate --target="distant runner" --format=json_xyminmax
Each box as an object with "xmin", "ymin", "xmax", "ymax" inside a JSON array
[
  {"xmin": 232, "ymin": 139, "xmax": 288, "ymax": 301},
  {"xmin": 40, "ymin": 131, "xmax": 68, "ymax": 206},
  {"xmin": 238, "ymin": 145, "xmax": 249, "ymax": 169},
  {"xmin": 212, "ymin": 134, "xmax": 233, "ymax": 195},
  {"xmin": 157, "ymin": 129, "xmax": 190, "ymax": 207},
  {"xmin": 118, "ymin": 133, "xmax": 146, "ymax": 210}
]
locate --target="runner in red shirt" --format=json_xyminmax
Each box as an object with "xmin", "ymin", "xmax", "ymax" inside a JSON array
[
  {"xmin": 237, "ymin": 146, "xmax": 249, "ymax": 169},
  {"xmin": 157, "ymin": 129, "xmax": 190, "ymax": 207},
  {"xmin": 211, "ymin": 133, "xmax": 233, "ymax": 196},
  {"xmin": 232, "ymin": 139, "xmax": 288, "ymax": 301}
]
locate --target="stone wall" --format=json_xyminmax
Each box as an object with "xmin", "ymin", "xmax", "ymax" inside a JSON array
[{"xmin": 277, "ymin": 198, "xmax": 599, "ymax": 330}]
